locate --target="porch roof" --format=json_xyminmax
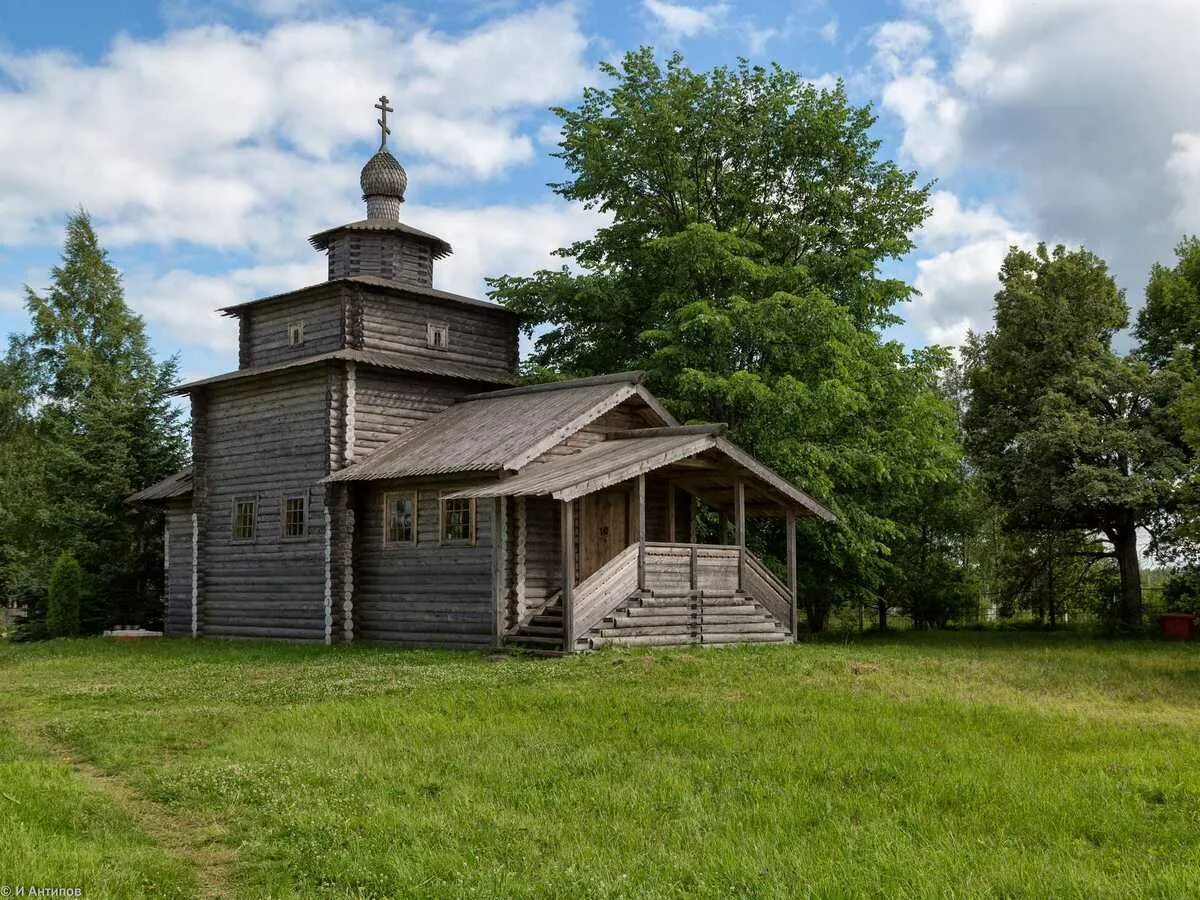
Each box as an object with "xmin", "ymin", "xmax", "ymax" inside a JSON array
[
  {"xmin": 324, "ymin": 372, "xmax": 675, "ymax": 482},
  {"xmin": 126, "ymin": 467, "xmax": 193, "ymax": 503},
  {"xmin": 444, "ymin": 429, "xmax": 835, "ymax": 520}
]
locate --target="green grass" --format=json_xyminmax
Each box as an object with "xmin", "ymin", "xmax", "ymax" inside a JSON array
[{"xmin": 1, "ymin": 633, "xmax": 1199, "ymax": 898}]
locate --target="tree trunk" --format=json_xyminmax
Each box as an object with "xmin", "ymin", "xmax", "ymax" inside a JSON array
[
  {"xmin": 877, "ymin": 599, "xmax": 887, "ymax": 631},
  {"xmin": 805, "ymin": 595, "xmax": 831, "ymax": 633},
  {"xmin": 1112, "ymin": 519, "xmax": 1142, "ymax": 630},
  {"xmin": 1047, "ymin": 533, "xmax": 1057, "ymax": 629}
]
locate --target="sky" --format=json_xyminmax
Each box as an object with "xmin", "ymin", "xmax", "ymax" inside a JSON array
[{"xmin": 2, "ymin": 0, "xmax": 1199, "ymax": 383}]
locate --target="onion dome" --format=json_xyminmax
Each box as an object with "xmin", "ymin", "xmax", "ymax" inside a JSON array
[{"xmin": 360, "ymin": 148, "xmax": 407, "ymax": 221}]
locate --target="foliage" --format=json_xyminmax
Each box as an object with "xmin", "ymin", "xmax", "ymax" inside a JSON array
[
  {"xmin": 45, "ymin": 551, "xmax": 83, "ymax": 638},
  {"xmin": 963, "ymin": 243, "xmax": 1189, "ymax": 629},
  {"xmin": 489, "ymin": 49, "xmax": 956, "ymax": 630},
  {"xmin": 1162, "ymin": 569, "xmax": 1200, "ymax": 615},
  {"xmin": 3, "ymin": 637, "xmax": 1200, "ymax": 896},
  {"xmin": 0, "ymin": 210, "xmax": 187, "ymax": 630}
]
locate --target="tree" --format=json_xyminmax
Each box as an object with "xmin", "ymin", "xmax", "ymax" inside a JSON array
[
  {"xmin": 963, "ymin": 244, "xmax": 1187, "ymax": 630},
  {"xmin": 46, "ymin": 551, "xmax": 82, "ymax": 638},
  {"xmin": 490, "ymin": 49, "xmax": 959, "ymax": 630},
  {"xmin": 2, "ymin": 210, "xmax": 187, "ymax": 629}
]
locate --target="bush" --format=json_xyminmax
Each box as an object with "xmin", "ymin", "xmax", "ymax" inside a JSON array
[
  {"xmin": 46, "ymin": 552, "xmax": 83, "ymax": 638},
  {"xmin": 1163, "ymin": 569, "xmax": 1200, "ymax": 616}
]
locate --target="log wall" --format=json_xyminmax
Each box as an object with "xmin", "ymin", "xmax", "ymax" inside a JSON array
[
  {"xmin": 164, "ymin": 499, "xmax": 194, "ymax": 636},
  {"xmin": 354, "ymin": 478, "xmax": 497, "ymax": 647},
  {"xmin": 197, "ymin": 366, "xmax": 331, "ymax": 640},
  {"xmin": 327, "ymin": 233, "xmax": 434, "ymax": 285},
  {"xmin": 237, "ymin": 284, "xmax": 343, "ymax": 368},
  {"xmin": 352, "ymin": 369, "xmax": 469, "ymax": 459},
  {"xmin": 360, "ymin": 293, "xmax": 517, "ymax": 381}
]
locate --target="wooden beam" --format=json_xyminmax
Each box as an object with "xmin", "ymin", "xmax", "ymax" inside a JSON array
[
  {"xmin": 667, "ymin": 481, "xmax": 677, "ymax": 543},
  {"xmin": 786, "ymin": 509, "xmax": 798, "ymax": 642},
  {"xmin": 635, "ymin": 474, "xmax": 646, "ymax": 591},
  {"xmin": 515, "ymin": 496, "xmax": 527, "ymax": 626},
  {"xmin": 734, "ymin": 479, "xmax": 746, "ymax": 593},
  {"xmin": 492, "ymin": 497, "xmax": 507, "ymax": 647},
  {"xmin": 689, "ymin": 493, "xmax": 698, "ymax": 543},
  {"xmin": 561, "ymin": 499, "xmax": 575, "ymax": 650}
]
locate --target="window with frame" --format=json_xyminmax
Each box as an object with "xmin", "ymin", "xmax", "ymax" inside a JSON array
[
  {"xmin": 232, "ymin": 498, "xmax": 256, "ymax": 540},
  {"xmin": 427, "ymin": 322, "xmax": 449, "ymax": 350},
  {"xmin": 282, "ymin": 494, "xmax": 307, "ymax": 538},
  {"xmin": 440, "ymin": 496, "xmax": 475, "ymax": 544},
  {"xmin": 288, "ymin": 321, "xmax": 305, "ymax": 347},
  {"xmin": 384, "ymin": 492, "xmax": 416, "ymax": 546}
]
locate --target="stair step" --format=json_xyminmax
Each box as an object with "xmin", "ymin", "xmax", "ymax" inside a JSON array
[
  {"xmin": 702, "ymin": 629, "xmax": 789, "ymax": 643},
  {"xmin": 508, "ymin": 634, "xmax": 564, "ymax": 648},
  {"xmin": 521, "ymin": 624, "xmax": 567, "ymax": 636},
  {"xmin": 598, "ymin": 624, "xmax": 696, "ymax": 637},
  {"xmin": 622, "ymin": 604, "xmax": 760, "ymax": 618}
]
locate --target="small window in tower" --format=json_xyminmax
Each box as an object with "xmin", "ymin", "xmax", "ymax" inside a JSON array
[
  {"xmin": 288, "ymin": 321, "xmax": 305, "ymax": 347},
  {"xmin": 427, "ymin": 322, "xmax": 449, "ymax": 350}
]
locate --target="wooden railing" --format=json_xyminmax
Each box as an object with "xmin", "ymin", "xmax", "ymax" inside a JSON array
[
  {"xmin": 572, "ymin": 543, "xmax": 640, "ymax": 641},
  {"xmin": 744, "ymin": 551, "xmax": 793, "ymax": 633},
  {"xmin": 642, "ymin": 542, "xmax": 740, "ymax": 594}
]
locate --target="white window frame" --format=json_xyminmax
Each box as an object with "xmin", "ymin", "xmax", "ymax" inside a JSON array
[
  {"xmin": 426, "ymin": 321, "xmax": 449, "ymax": 350},
  {"xmin": 439, "ymin": 494, "xmax": 476, "ymax": 546},
  {"xmin": 383, "ymin": 490, "xmax": 418, "ymax": 547},
  {"xmin": 288, "ymin": 320, "xmax": 305, "ymax": 347}
]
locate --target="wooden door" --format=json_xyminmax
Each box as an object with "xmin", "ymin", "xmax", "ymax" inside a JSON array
[{"xmin": 579, "ymin": 490, "xmax": 630, "ymax": 580}]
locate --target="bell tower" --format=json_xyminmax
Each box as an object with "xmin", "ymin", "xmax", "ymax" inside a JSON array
[{"xmin": 308, "ymin": 95, "xmax": 451, "ymax": 286}]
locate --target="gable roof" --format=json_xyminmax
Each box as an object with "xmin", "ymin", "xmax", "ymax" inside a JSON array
[
  {"xmin": 217, "ymin": 275, "xmax": 517, "ymax": 318},
  {"xmin": 173, "ymin": 348, "xmax": 514, "ymax": 394},
  {"xmin": 325, "ymin": 372, "xmax": 675, "ymax": 482},
  {"xmin": 443, "ymin": 430, "xmax": 835, "ymax": 520},
  {"xmin": 126, "ymin": 467, "xmax": 193, "ymax": 503}
]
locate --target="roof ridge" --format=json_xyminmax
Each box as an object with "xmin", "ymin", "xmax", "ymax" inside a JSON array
[
  {"xmin": 459, "ymin": 371, "xmax": 644, "ymax": 402},
  {"xmin": 610, "ymin": 423, "xmax": 726, "ymax": 439}
]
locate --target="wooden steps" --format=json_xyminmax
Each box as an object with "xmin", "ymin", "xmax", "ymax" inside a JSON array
[
  {"xmin": 505, "ymin": 590, "xmax": 792, "ymax": 653},
  {"xmin": 583, "ymin": 591, "xmax": 790, "ymax": 649}
]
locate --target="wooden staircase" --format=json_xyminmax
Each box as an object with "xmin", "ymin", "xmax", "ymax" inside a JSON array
[
  {"xmin": 506, "ymin": 592, "xmax": 790, "ymax": 652},
  {"xmin": 507, "ymin": 604, "xmax": 566, "ymax": 652},
  {"xmin": 583, "ymin": 591, "xmax": 790, "ymax": 649}
]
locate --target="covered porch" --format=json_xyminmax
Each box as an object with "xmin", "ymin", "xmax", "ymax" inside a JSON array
[{"xmin": 448, "ymin": 425, "xmax": 834, "ymax": 651}]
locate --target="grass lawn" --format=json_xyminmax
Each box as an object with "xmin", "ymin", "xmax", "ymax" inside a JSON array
[{"xmin": 1, "ymin": 633, "xmax": 1199, "ymax": 898}]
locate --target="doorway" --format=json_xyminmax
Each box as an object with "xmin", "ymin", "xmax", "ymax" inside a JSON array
[{"xmin": 579, "ymin": 489, "xmax": 630, "ymax": 580}]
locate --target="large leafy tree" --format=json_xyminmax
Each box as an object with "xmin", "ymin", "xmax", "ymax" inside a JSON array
[
  {"xmin": 963, "ymin": 244, "xmax": 1187, "ymax": 629},
  {"xmin": 1136, "ymin": 238, "xmax": 1200, "ymax": 562},
  {"xmin": 1, "ymin": 210, "xmax": 187, "ymax": 629},
  {"xmin": 490, "ymin": 49, "xmax": 959, "ymax": 629}
]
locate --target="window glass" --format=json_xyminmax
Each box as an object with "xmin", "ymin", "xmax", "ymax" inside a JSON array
[
  {"xmin": 284, "ymin": 495, "xmax": 306, "ymax": 538},
  {"xmin": 385, "ymin": 493, "xmax": 415, "ymax": 545},
  {"xmin": 233, "ymin": 499, "xmax": 256, "ymax": 540},
  {"xmin": 442, "ymin": 497, "xmax": 474, "ymax": 543}
]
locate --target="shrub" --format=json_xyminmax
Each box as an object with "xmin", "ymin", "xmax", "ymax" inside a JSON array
[
  {"xmin": 46, "ymin": 552, "xmax": 83, "ymax": 638},
  {"xmin": 1163, "ymin": 570, "xmax": 1200, "ymax": 616}
]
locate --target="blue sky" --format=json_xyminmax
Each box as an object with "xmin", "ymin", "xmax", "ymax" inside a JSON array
[{"xmin": 2, "ymin": 0, "xmax": 1199, "ymax": 381}]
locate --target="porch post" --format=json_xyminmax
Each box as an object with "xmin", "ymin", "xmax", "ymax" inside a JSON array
[
  {"xmin": 492, "ymin": 497, "xmax": 507, "ymax": 647},
  {"xmin": 734, "ymin": 479, "xmax": 746, "ymax": 592},
  {"xmin": 635, "ymin": 474, "xmax": 647, "ymax": 591},
  {"xmin": 689, "ymin": 493, "xmax": 698, "ymax": 543},
  {"xmin": 667, "ymin": 482, "xmax": 677, "ymax": 543},
  {"xmin": 561, "ymin": 499, "xmax": 575, "ymax": 650},
  {"xmin": 786, "ymin": 509, "xmax": 798, "ymax": 641}
]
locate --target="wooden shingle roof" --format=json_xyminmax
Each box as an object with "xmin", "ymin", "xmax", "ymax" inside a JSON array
[
  {"xmin": 126, "ymin": 467, "xmax": 193, "ymax": 503},
  {"xmin": 172, "ymin": 349, "xmax": 514, "ymax": 394},
  {"xmin": 325, "ymin": 372, "xmax": 675, "ymax": 482},
  {"xmin": 217, "ymin": 275, "xmax": 516, "ymax": 317},
  {"xmin": 307, "ymin": 219, "xmax": 451, "ymax": 258},
  {"xmin": 444, "ymin": 431, "xmax": 836, "ymax": 519}
]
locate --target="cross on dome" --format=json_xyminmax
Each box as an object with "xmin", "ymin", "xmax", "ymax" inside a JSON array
[{"xmin": 374, "ymin": 95, "xmax": 393, "ymax": 148}]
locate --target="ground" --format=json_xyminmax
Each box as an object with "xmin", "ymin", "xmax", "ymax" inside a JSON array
[{"xmin": 1, "ymin": 634, "xmax": 1198, "ymax": 898}]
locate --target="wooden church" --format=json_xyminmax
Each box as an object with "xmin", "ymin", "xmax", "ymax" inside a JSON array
[{"xmin": 130, "ymin": 98, "xmax": 835, "ymax": 652}]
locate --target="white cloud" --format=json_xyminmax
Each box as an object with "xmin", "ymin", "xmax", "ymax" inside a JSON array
[
  {"xmin": 906, "ymin": 191, "xmax": 1037, "ymax": 348},
  {"xmin": 642, "ymin": 0, "xmax": 730, "ymax": 39},
  {"xmin": 0, "ymin": 4, "xmax": 590, "ymax": 255},
  {"xmin": 1166, "ymin": 132, "xmax": 1200, "ymax": 231},
  {"xmin": 819, "ymin": 18, "xmax": 839, "ymax": 44},
  {"xmin": 877, "ymin": 0, "xmax": 1200, "ymax": 309},
  {"xmin": 0, "ymin": 289, "xmax": 23, "ymax": 313}
]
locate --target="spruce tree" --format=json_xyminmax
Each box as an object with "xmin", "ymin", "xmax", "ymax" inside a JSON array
[{"xmin": 3, "ymin": 210, "xmax": 187, "ymax": 629}]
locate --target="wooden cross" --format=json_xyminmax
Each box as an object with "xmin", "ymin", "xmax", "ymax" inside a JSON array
[{"xmin": 375, "ymin": 95, "xmax": 393, "ymax": 148}]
